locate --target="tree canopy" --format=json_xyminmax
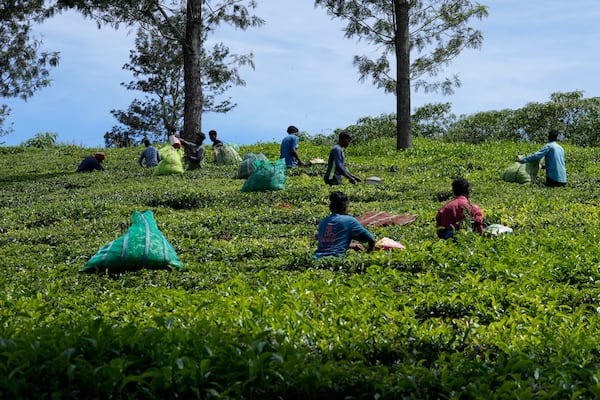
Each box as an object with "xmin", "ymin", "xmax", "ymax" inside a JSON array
[
  {"xmin": 104, "ymin": 8, "xmax": 255, "ymax": 146},
  {"xmin": 0, "ymin": 0, "xmax": 60, "ymax": 137},
  {"xmin": 51, "ymin": 0, "xmax": 262, "ymax": 144},
  {"xmin": 314, "ymin": 0, "xmax": 488, "ymax": 149}
]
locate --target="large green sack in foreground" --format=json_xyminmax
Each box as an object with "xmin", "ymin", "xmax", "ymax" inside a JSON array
[
  {"xmin": 502, "ymin": 162, "xmax": 540, "ymax": 184},
  {"xmin": 241, "ymin": 158, "xmax": 286, "ymax": 192},
  {"xmin": 81, "ymin": 210, "xmax": 183, "ymax": 273},
  {"xmin": 153, "ymin": 146, "xmax": 184, "ymax": 176}
]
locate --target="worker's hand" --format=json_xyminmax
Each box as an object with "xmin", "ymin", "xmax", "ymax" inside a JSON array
[{"xmin": 349, "ymin": 243, "xmax": 365, "ymax": 251}]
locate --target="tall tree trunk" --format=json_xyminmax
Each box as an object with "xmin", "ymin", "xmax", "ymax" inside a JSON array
[
  {"xmin": 394, "ymin": 0, "xmax": 412, "ymax": 149},
  {"xmin": 183, "ymin": 0, "xmax": 203, "ymax": 144}
]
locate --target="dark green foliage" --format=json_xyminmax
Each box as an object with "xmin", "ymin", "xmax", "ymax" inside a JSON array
[
  {"xmin": 0, "ymin": 1, "xmax": 60, "ymax": 137},
  {"xmin": 412, "ymin": 102, "xmax": 457, "ymax": 138},
  {"xmin": 320, "ymin": 105, "xmax": 457, "ymax": 145},
  {"xmin": 337, "ymin": 92, "xmax": 600, "ymax": 147},
  {"xmin": 337, "ymin": 113, "xmax": 397, "ymax": 143},
  {"xmin": 445, "ymin": 91, "xmax": 600, "ymax": 146},
  {"xmin": 0, "ymin": 1, "xmax": 59, "ymax": 101},
  {"xmin": 1, "ymin": 139, "xmax": 600, "ymax": 398},
  {"xmin": 445, "ymin": 108, "xmax": 518, "ymax": 143},
  {"xmin": 105, "ymin": 9, "xmax": 257, "ymax": 146}
]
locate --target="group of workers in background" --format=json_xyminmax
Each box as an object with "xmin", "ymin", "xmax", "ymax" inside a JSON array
[{"xmin": 76, "ymin": 126, "xmax": 566, "ymax": 259}]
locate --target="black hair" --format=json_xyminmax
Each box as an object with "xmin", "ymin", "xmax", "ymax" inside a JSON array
[
  {"xmin": 339, "ymin": 130, "xmax": 352, "ymax": 141},
  {"xmin": 452, "ymin": 178, "xmax": 471, "ymax": 197},
  {"xmin": 209, "ymin": 130, "xmax": 217, "ymax": 136},
  {"xmin": 191, "ymin": 132, "xmax": 206, "ymax": 145},
  {"xmin": 143, "ymin": 139, "xmax": 151, "ymax": 146},
  {"xmin": 287, "ymin": 125, "xmax": 299, "ymax": 134},
  {"xmin": 329, "ymin": 191, "xmax": 349, "ymax": 213},
  {"xmin": 548, "ymin": 130, "xmax": 559, "ymax": 141}
]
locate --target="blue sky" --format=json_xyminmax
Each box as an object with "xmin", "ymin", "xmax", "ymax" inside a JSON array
[{"xmin": 3, "ymin": 0, "xmax": 600, "ymax": 147}]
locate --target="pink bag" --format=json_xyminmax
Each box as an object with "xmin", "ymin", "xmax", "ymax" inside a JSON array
[{"xmin": 375, "ymin": 237, "xmax": 406, "ymax": 250}]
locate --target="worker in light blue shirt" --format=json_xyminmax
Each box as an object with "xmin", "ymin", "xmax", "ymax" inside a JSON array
[{"xmin": 517, "ymin": 130, "xmax": 566, "ymax": 187}]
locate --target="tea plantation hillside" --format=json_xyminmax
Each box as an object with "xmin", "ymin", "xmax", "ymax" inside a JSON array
[{"xmin": 2, "ymin": 137, "xmax": 600, "ymax": 398}]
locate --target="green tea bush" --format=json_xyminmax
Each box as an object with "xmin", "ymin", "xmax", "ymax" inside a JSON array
[{"xmin": 1, "ymin": 138, "xmax": 600, "ymax": 398}]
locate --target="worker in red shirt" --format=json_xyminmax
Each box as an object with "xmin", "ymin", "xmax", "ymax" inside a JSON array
[{"xmin": 436, "ymin": 178, "xmax": 484, "ymax": 239}]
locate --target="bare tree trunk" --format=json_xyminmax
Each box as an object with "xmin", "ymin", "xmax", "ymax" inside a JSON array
[
  {"xmin": 395, "ymin": 0, "xmax": 412, "ymax": 149},
  {"xmin": 183, "ymin": 0, "xmax": 203, "ymax": 144}
]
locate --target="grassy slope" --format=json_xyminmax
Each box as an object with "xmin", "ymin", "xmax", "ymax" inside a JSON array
[{"xmin": 1, "ymin": 138, "xmax": 600, "ymax": 398}]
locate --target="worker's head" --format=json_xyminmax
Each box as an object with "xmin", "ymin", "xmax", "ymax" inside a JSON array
[
  {"xmin": 287, "ymin": 125, "xmax": 299, "ymax": 135},
  {"xmin": 548, "ymin": 129, "xmax": 559, "ymax": 142},
  {"xmin": 195, "ymin": 132, "xmax": 206, "ymax": 145},
  {"xmin": 452, "ymin": 178, "xmax": 471, "ymax": 197},
  {"xmin": 338, "ymin": 131, "xmax": 352, "ymax": 148},
  {"xmin": 94, "ymin": 152, "xmax": 105, "ymax": 162},
  {"xmin": 329, "ymin": 191, "xmax": 349, "ymax": 214}
]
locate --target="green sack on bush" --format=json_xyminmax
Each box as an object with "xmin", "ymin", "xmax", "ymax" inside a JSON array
[
  {"xmin": 236, "ymin": 152, "xmax": 268, "ymax": 179},
  {"xmin": 502, "ymin": 162, "xmax": 539, "ymax": 184},
  {"xmin": 241, "ymin": 158, "xmax": 286, "ymax": 192},
  {"xmin": 224, "ymin": 142, "xmax": 240, "ymax": 151},
  {"xmin": 80, "ymin": 210, "xmax": 183, "ymax": 273},
  {"xmin": 153, "ymin": 146, "xmax": 184, "ymax": 176},
  {"xmin": 214, "ymin": 144, "xmax": 242, "ymax": 165}
]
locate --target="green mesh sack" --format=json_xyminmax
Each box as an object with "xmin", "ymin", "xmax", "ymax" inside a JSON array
[
  {"xmin": 225, "ymin": 142, "xmax": 239, "ymax": 151},
  {"xmin": 241, "ymin": 158, "xmax": 286, "ymax": 192},
  {"xmin": 153, "ymin": 146, "xmax": 184, "ymax": 176},
  {"xmin": 236, "ymin": 152, "xmax": 268, "ymax": 179},
  {"xmin": 80, "ymin": 210, "xmax": 183, "ymax": 273},
  {"xmin": 214, "ymin": 144, "xmax": 242, "ymax": 165},
  {"xmin": 502, "ymin": 162, "xmax": 540, "ymax": 184}
]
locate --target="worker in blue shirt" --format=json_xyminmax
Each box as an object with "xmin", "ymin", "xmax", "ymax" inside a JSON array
[
  {"xmin": 314, "ymin": 191, "xmax": 375, "ymax": 259},
  {"xmin": 280, "ymin": 125, "xmax": 304, "ymax": 167},
  {"xmin": 77, "ymin": 152, "xmax": 105, "ymax": 173},
  {"xmin": 138, "ymin": 139, "xmax": 161, "ymax": 167},
  {"xmin": 324, "ymin": 130, "xmax": 361, "ymax": 185}
]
